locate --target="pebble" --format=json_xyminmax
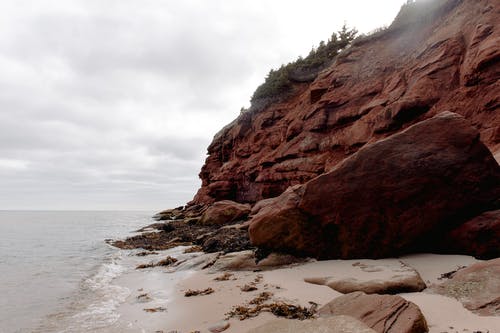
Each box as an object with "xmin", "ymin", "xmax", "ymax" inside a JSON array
[{"xmin": 208, "ymin": 320, "xmax": 230, "ymax": 332}]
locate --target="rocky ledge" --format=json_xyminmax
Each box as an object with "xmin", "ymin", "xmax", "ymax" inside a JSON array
[{"xmin": 114, "ymin": 112, "xmax": 500, "ymax": 262}]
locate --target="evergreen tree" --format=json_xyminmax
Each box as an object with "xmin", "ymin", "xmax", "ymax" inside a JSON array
[{"xmin": 250, "ymin": 25, "xmax": 357, "ymax": 106}]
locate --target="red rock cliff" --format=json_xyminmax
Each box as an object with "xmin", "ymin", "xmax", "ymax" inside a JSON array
[{"xmin": 192, "ymin": 0, "xmax": 500, "ymax": 205}]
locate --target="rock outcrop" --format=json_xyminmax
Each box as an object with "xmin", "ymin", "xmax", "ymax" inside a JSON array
[
  {"xmin": 318, "ymin": 292, "xmax": 428, "ymax": 333},
  {"xmin": 430, "ymin": 258, "xmax": 500, "ymax": 316},
  {"xmin": 192, "ymin": 0, "xmax": 500, "ymax": 206},
  {"xmin": 248, "ymin": 112, "xmax": 500, "ymax": 259}
]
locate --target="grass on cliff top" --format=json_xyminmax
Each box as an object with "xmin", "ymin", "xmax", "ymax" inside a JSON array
[{"xmin": 249, "ymin": 24, "xmax": 357, "ymax": 111}]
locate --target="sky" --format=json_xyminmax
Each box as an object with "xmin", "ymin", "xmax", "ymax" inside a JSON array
[{"xmin": 0, "ymin": 0, "xmax": 407, "ymax": 211}]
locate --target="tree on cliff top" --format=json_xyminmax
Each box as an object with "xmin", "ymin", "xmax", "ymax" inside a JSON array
[{"xmin": 250, "ymin": 24, "xmax": 357, "ymax": 109}]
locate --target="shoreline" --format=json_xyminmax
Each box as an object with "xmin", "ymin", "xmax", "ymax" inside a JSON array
[
  {"xmin": 0, "ymin": 211, "xmax": 156, "ymax": 333},
  {"xmin": 101, "ymin": 249, "xmax": 500, "ymax": 332}
]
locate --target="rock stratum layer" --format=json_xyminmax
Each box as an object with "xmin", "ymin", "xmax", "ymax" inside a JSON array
[{"xmin": 192, "ymin": 0, "xmax": 500, "ymax": 206}]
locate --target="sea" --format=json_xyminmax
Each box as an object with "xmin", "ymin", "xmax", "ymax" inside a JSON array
[{"xmin": 0, "ymin": 210, "xmax": 156, "ymax": 333}]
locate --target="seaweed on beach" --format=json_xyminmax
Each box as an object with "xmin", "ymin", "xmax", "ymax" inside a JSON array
[
  {"xmin": 226, "ymin": 301, "xmax": 315, "ymax": 321},
  {"xmin": 249, "ymin": 292, "xmax": 273, "ymax": 305},
  {"xmin": 143, "ymin": 307, "xmax": 166, "ymax": 313},
  {"xmin": 184, "ymin": 287, "xmax": 214, "ymax": 297},
  {"xmin": 110, "ymin": 219, "xmax": 252, "ymax": 254},
  {"xmin": 136, "ymin": 256, "xmax": 178, "ymax": 269},
  {"xmin": 227, "ymin": 291, "xmax": 315, "ymax": 321},
  {"xmin": 137, "ymin": 293, "xmax": 152, "ymax": 303}
]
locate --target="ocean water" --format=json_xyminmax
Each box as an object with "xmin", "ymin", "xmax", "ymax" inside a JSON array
[{"xmin": 0, "ymin": 211, "xmax": 154, "ymax": 333}]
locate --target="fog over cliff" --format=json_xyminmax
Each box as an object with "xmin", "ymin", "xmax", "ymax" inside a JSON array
[{"xmin": 0, "ymin": 0, "xmax": 404, "ymax": 210}]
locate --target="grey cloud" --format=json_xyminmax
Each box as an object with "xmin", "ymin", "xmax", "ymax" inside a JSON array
[{"xmin": 0, "ymin": 0, "xmax": 404, "ymax": 210}]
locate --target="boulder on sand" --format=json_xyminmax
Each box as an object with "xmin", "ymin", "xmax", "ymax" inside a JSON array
[
  {"xmin": 318, "ymin": 292, "xmax": 428, "ymax": 333},
  {"xmin": 249, "ymin": 112, "xmax": 500, "ymax": 259},
  {"xmin": 305, "ymin": 261, "xmax": 426, "ymax": 294},
  {"xmin": 199, "ymin": 200, "xmax": 251, "ymax": 225},
  {"xmin": 430, "ymin": 258, "xmax": 500, "ymax": 316}
]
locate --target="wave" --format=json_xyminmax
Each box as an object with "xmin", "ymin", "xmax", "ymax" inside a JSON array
[
  {"xmin": 69, "ymin": 252, "xmax": 130, "ymax": 331},
  {"xmin": 36, "ymin": 250, "xmax": 131, "ymax": 333}
]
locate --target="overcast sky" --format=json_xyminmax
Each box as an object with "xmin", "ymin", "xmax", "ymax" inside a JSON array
[{"xmin": 0, "ymin": 0, "xmax": 406, "ymax": 211}]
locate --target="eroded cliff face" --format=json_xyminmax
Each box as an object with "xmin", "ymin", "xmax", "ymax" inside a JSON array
[{"xmin": 192, "ymin": 0, "xmax": 500, "ymax": 205}]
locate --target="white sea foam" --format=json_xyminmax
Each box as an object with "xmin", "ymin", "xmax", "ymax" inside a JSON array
[
  {"xmin": 84, "ymin": 254, "xmax": 127, "ymax": 290},
  {"xmin": 69, "ymin": 252, "xmax": 131, "ymax": 331}
]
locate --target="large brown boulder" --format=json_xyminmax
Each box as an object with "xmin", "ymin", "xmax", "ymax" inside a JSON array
[
  {"xmin": 199, "ymin": 200, "xmax": 251, "ymax": 225},
  {"xmin": 430, "ymin": 258, "xmax": 500, "ymax": 316},
  {"xmin": 442, "ymin": 209, "xmax": 500, "ymax": 259},
  {"xmin": 249, "ymin": 112, "xmax": 500, "ymax": 259},
  {"xmin": 318, "ymin": 292, "xmax": 428, "ymax": 333}
]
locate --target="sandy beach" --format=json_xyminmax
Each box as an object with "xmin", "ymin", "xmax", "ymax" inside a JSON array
[{"xmin": 98, "ymin": 249, "xmax": 500, "ymax": 333}]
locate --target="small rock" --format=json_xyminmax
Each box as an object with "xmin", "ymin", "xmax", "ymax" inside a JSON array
[
  {"xmin": 240, "ymin": 284, "xmax": 258, "ymax": 292},
  {"xmin": 214, "ymin": 272, "xmax": 234, "ymax": 281},
  {"xmin": 156, "ymin": 256, "xmax": 178, "ymax": 266},
  {"xmin": 208, "ymin": 321, "xmax": 230, "ymax": 332}
]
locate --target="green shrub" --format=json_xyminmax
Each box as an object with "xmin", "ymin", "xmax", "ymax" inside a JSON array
[{"xmin": 250, "ymin": 24, "xmax": 357, "ymax": 108}]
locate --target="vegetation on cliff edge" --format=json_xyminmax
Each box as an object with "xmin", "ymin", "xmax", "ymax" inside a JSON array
[{"xmin": 249, "ymin": 24, "xmax": 358, "ymax": 110}]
